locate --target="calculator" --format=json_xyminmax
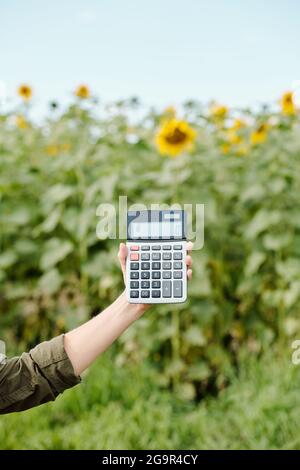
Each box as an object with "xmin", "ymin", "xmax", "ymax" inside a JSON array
[{"xmin": 126, "ymin": 210, "xmax": 187, "ymax": 304}]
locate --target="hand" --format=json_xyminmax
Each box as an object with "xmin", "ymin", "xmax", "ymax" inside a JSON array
[{"xmin": 118, "ymin": 242, "xmax": 193, "ymax": 313}]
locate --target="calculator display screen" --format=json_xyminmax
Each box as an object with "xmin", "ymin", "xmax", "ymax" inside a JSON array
[
  {"xmin": 129, "ymin": 221, "xmax": 183, "ymax": 239},
  {"xmin": 127, "ymin": 210, "xmax": 185, "ymax": 240}
]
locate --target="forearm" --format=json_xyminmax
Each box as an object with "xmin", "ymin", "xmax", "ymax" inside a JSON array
[
  {"xmin": 0, "ymin": 293, "xmax": 145, "ymax": 414},
  {"xmin": 64, "ymin": 291, "xmax": 147, "ymax": 375}
]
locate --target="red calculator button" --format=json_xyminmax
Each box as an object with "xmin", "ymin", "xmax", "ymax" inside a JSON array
[
  {"xmin": 130, "ymin": 245, "xmax": 139, "ymax": 251},
  {"xmin": 130, "ymin": 253, "xmax": 139, "ymax": 261}
]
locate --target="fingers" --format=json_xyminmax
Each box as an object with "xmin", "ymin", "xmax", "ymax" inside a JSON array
[
  {"xmin": 118, "ymin": 242, "xmax": 128, "ymax": 283},
  {"xmin": 186, "ymin": 243, "xmax": 193, "ymax": 281},
  {"xmin": 186, "ymin": 256, "xmax": 192, "ymax": 280},
  {"xmin": 186, "ymin": 254, "xmax": 192, "ymax": 268}
]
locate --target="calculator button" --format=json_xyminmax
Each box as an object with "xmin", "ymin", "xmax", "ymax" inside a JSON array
[
  {"xmin": 174, "ymin": 245, "xmax": 182, "ymax": 250},
  {"xmin": 173, "ymin": 271, "xmax": 182, "ymax": 279},
  {"xmin": 173, "ymin": 262, "xmax": 182, "ymax": 269},
  {"xmin": 162, "ymin": 262, "xmax": 171, "ymax": 270},
  {"xmin": 141, "ymin": 253, "xmax": 150, "ymax": 261},
  {"xmin": 152, "ymin": 290, "xmax": 161, "ymax": 298},
  {"xmin": 141, "ymin": 245, "xmax": 150, "ymax": 251},
  {"xmin": 152, "ymin": 245, "xmax": 161, "ymax": 250},
  {"xmin": 173, "ymin": 252, "xmax": 182, "ymax": 260},
  {"xmin": 162, "ymin": 245, "xmax": 171, "ymax": 250},
  {"xmin": 130, "ymin": 262, "xmax": 139, "ymax": 270},
  {"xmin": 162, "ymin": 281, "xmax": 172, "ymax": 297},
  {"xmin": 130, "ymin": 281, "xmax": 139, "ymax": 288},
  {"xmin": 162, "ymin": 252, "xmax": 172, "ymax": 260},
  {"xmin": 152, "ymin": 281, "xmax": 161, "ymax": 288},
  {"xmin": 141, "ymin": 281, "xmax": 150, "ymax": 288},
  {"xmin": 152, "ymin": 262, "xmax": 161, "ymax": 270},
  {"xmin": 141, "ymin": 272, "xmax": 150, "ymax": 279},
  {"xmin": 130, "ymin": 290, "xmax": 139, "ymax": 298},
  {"xmin": 130, "ymin": 272, "xmax": 139, "ymax": 279},
  {"xmin": 130, "ymin": 253, "xmax": 139, "ymax": 261},
  {"xmin": 173, "ymin": 281, "xmax": 183, "ymax": 298},
  {"xmin": 141, "ymin": 262, "xmax": 150, "ymax": 270},
  {"xmin": 152, "ymin": 253, "xmax": 161, "ymax": 260},
  {"xmin": 163, "ymin": 271, "xmax": 171, "ymax": 279},
  {"xmin": 130, "ymin": 245, "xmax": 140, "ymax": 251},
  {"xmin": 141, "ymin": 290, "xmax": 150, "ymax": 298},
  {"xmin": 152, "ymin": 271, "xmax": 161, "ymax": 279}
]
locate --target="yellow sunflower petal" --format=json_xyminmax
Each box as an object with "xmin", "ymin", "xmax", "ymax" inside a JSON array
[
  {"xmin": 45, "ymin": 144, "xmax": 60, "ymax": 156},
  {"xmin": 220, "ymin": 143, "xmax": 231, "ymax": 154},
  {"xmin": 18, "ymin": 84, "xmax": 32, "ymax": 101},
  {"xmin": 210, "ymin": 103, "xmax": 228, "ymax": 120},
  {"xmin": 75, "ymin": 84, "xmax": 90, "ymax": 99},
  {"xmin": 155, "ymin": 118, "xmax": 197, "ymax": 157},
  {"xmin": 280, "ymin": 91, "xmax": 296, "ymax": 116},
  {"xmin": 250, "ymin": 123, "xmax": 268, "ymax": 145},
  {"xmin": 15, "ymin": 115, "xmax": 28, "ymax": 129}
]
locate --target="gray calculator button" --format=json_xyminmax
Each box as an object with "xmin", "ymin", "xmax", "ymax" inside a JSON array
[
  {"xmin": 130, "ymin": 290, "xmax": 139, "ymax": 298},
  {"xmin": 141, "ymin": 262, "xmax": 150, "ymax": 270},
  {"xmin": 130, "ymin": 272, "xmax": 139, "ymax": 279},
  {"xmin": 152, "ymin": 290, "xmax": 161, "ymax": 298},
  {"xmin": 174, "ymin": 245, "xmax": 182, "ymax": 250},
  {"xmin": 173, "ymin": 281, "xmax": 182, "ymax": 297},
  {"xmin": 141, "ymin": 245, "xmax": 150, "ymax": 250},
  {"xmin": 141, "ymin": 272, "xmax": 150, "ymax": 279},
  {"xmin": 163, "ymin": 262, "xmax": 171, "ymax": 270},
  {"xmin": 130, "ymin": 262, "xmax": 139, "ymax": 270},
  {"xmin": 141, "ymin": 290, "xmax": 150, "ymax": 298},
  {"xmin": 141, "ymin": 253, "xmax": 150, "ymax": 260},
  {"xmin": 162, "ymin": 281, "xmax": 172, "ymax": 297},
  {"xmin": 163, "ymin": 271, "xmax": 171, "ymax": 279},
  {"xmin": 152, "ymin": 271, "xmax": 161, "ymax": 279},
  {"xmin": 173, "ymin": 262, "xmax": 182, "ymax": 269},
  {"xmin": 152, "ymin": 262, "xmax": 161, "ymax": 270},
  {"xmin": 173, "ymin": 252, "xmax": 182, "ymax": 260},
  {"xmin": 130, "ymin": 281, "xmax": 139, "ymax": 288},
  {"xmin": 163, "ymin": 252, "xmax": 172, "ymax": 260},
  {"xmin": 152, "ymin": 253, "xmax": 161, "ymax": 260},
  {"xmin": 152, "ymin": 281, "xmax": 161, "ymax": 288},
  {"xmin": 152, "ymin": 245, "xmax": 161, "ymax": 250},
  {"xmin": 173, "ymin": 271, "xmax": 182, "ymax": 279},
  {"xmin": 162, "ymin": 245, "xmax": 171, "ymax": 250},
  {"xmin": 141, "ymin": 281, "xmax": 150, "ymax": 288}
]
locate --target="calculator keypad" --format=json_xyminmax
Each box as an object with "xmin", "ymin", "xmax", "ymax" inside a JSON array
[{"xmin": 127, "ymin": 242, "xmax": 186, "ymax": 303}]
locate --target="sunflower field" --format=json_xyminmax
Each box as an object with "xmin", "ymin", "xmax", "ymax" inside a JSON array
[{"xmin": 1, "ymin": 85, "xmax": 300, "ymax": 402}]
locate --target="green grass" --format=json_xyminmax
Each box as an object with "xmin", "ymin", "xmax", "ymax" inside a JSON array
[{"xmin": 1, "ymin": 349, "xmax": 300, "ymax": 450}]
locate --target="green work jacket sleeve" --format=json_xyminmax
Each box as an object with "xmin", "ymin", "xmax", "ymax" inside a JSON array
[{"xmin": 0, "ymin": 335, "xmax": 80, "ymax": 414}]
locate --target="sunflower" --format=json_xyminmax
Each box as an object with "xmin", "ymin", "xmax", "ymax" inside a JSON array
[
  {"xmin": 236, "ymin": 144, "xmax": 249, "ymax": 156},
  {"xmin": 162, "ymin": 106, "xmax": 176, "ymax": 119},
  {"xmin": 18, "ymin": 84, "xmax": 32, "ymax": 101},
  {"xmin": 15, "ymin": 115, "xmax": 28, "ymax": 129},
  {"xmin": 220, "ymin": 143, "xmax": 231, "ymax": 155},
  {"xmin": 250, "ymin": 123, "xmax": 268, "ymax": 145},
  {"xmin": 155, "ymin": 118, "xmax": 197, "ymax": 157},
  {"xmin": 45, "ymin": 144, "xmax": 59, "ymax": 156},
  {"xmin": 210, "ymin": 102, "xmax": 228, "ymax": 121},
  {"xmin": 281, "ymin": 91, "xmax": 296, "ymax": 116},
  {"xmin": 75, "ymin": 84, "xmax": 90, "ymax": 99},
  {"xmin": 231, "ymin": 118, "xmax": 246, "ymax": 130},
  {"xmin": 227, "ymin": 129, "xmax": 242, "ymax": 145}
]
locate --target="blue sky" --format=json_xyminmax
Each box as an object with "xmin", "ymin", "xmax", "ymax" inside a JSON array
[{"xmin": 1, "ymin": 0, "xmax": 300, "ymax": 114}]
